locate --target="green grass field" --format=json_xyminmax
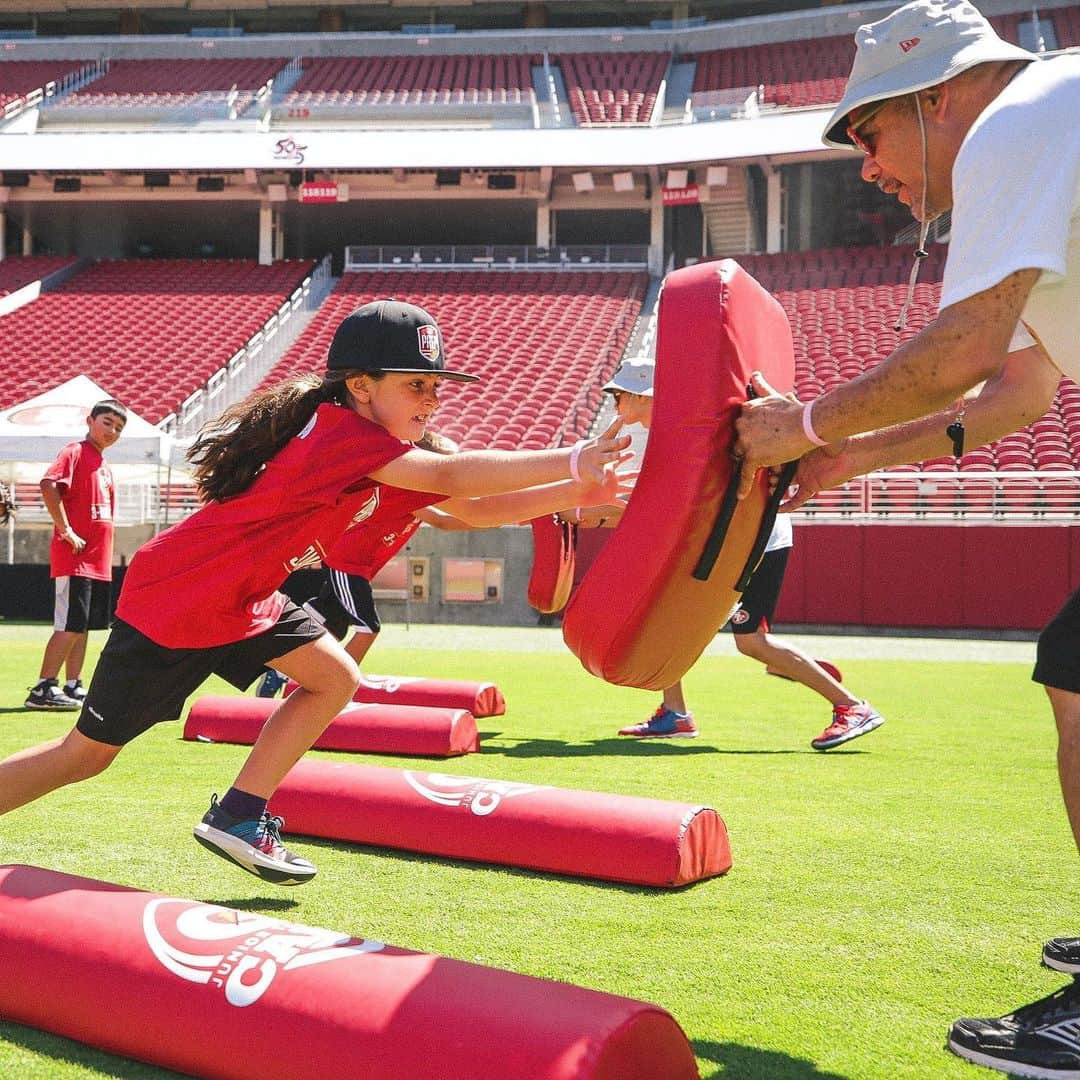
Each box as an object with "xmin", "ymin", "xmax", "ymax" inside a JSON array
[{"xmin": 0, "ymin": 621, "xmax": 1076, "ymax": 1079}]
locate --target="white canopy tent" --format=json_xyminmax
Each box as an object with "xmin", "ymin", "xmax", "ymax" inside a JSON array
[
  {"xmin": 0, "ymin": 375, "xmax": 170, "ymax": 468},
  {"xmin": 0, "ymin": 376, "xmax": 182, "ymax": 561}
]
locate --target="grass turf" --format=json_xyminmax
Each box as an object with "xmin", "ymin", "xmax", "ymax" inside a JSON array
[{"xmin": 0, "ymin": 622, "xmax": 1076, "ymax": 1079}]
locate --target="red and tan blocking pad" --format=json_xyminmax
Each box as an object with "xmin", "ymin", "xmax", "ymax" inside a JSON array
[
  {"xmin": 0, "ymin": 865, "xmax": 699, "ymax": 1080},
  {"xmin": 272, "ymin": 760, "xmax": 732, "ymax": 887},
  {"xmin": 563, "ymin": 260, "xmax": 796, "ymax": 690},
  {"xmin": 285, "ymin": 673, "xmax": 505, "ymax": 717},
  {"xmin": 184, "ymin": 695, "xmax": 479, "ymax": 757},
  {"xmin": 528, "ymin": 513, "xmax": 577, "ymax": 613}
]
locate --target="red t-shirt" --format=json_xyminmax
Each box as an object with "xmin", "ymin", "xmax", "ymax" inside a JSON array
[
  {"xmin": 117, "ymin": 404, "xmax": 410, "ymax": 648},
  {"xmin": 44, "ymin": 440, "xmax": 116, "ymax": 582},
  {"xmin": 325, "ymin": 485, "xmax": 449, "ymax": 579}
]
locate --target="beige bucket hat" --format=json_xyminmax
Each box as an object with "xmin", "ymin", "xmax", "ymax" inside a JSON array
[{"xmin": 823, "ymin": 0, "xmax": 1035, "ymax": 148}]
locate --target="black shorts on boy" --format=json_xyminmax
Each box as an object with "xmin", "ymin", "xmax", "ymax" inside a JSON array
[
  {"xmin": 306, "ymin": 568, "xmax": 380, "ymax": 639},
  {"xmin": 54, "ymin": 575, "xmax": 112, "ymax": 633},
  {"xmin": 727, "ymin": 547, "xmax": 790, "ymax": 635},
  {"xmin": 1033, "ymin": 585, "xmax": 1080, "ymax": 693},
  {"xmin": 76, "ymin": 603, "xmax": 324, "ymax": 746}
]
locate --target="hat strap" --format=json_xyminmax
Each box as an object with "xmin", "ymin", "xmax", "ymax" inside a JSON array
[{"xmin": 895, "ymin": 94, "xmax": 932, "ymax": 333}]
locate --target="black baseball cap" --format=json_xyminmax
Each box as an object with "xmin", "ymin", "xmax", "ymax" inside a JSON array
[{"xmin": 326, "ymin": 299, "xmax": 480, "ymax": 383}]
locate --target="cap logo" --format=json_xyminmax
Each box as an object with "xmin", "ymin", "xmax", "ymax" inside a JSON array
[
  {"xmin": 899, "ymin": 36, "xmax": 921, "ymax": 52},
  {"xmin": 416, "ymin": 325, "xmax": 441, "ymax": 364}
]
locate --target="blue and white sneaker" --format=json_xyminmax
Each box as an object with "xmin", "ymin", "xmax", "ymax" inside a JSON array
[
  {"xmin": 255, "ymin": 669, "xmax": 288, "ymax": 698},
  {"xmin": 618, "ymin": 706, "xmax": 698, "ymax": 739},
  {"xmin": 193, "ymin": 795, "xmax": 316, "ymax": 886}
]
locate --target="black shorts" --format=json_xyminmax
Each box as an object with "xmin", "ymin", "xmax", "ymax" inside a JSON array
[
  {"xmin": 75, "ymin": 604, "xmax": 324, "ymax": 747},
  {"xmin": 321, "ymin": 569, "xmax": 380, "ymax": 635},
  {"xmin": 727, "ymin": 546, "xmax": 790, "ymax": 635},
  {"xmin": 1033, "ymin": 586, "xmax": 1080, "ymax": 692},
  {"xmin": 54, "ymin": 575, "xmax": 111, "ymax": 633}
]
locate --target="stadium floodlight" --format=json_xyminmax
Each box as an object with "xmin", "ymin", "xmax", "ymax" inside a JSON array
[
  {"xmin": 612, "ymin": 172, "xmax": 635, "ymax": 192},
  {"xmin": 706, "ymin": 166, "xmax": 729, "ymax": 187},
  {"xmin": 665, "ymin": 169, "xmax": 689, "ymax": 189},
  {"xmin": 572, "ymin": 172, "xmax": 595, "ymax": 193}
]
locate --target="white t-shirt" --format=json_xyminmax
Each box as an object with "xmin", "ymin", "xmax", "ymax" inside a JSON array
[
  {"xmin": 764, "ymin": 512, "xmax": 793, "ymax": 553},
  {"xmin": 939, "ymin": 53, "xmax": 1080, "ymax": 380}
]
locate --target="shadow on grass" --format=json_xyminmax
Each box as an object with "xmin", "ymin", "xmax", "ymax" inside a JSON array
[
  {"xmin": 203, "ymin": 896, "xmax": 300, "ymax": 913},
  {"xmin": 479, "ymin": 735, "xmax": 828, "ymax": 758},
  {"xmin": 695, "ymin": 1039, "xmax": 851, "ymax": 1079},
  {"xmin": 291, "ymin": 834, "xmax": 716, "ymax": 894},
  {"xmin": 0, "ymin": 1020, "xmax": 184, "ymax": 1078}
]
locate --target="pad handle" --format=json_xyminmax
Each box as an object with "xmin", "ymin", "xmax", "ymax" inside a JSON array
[{"xmin": 734, "ymin": 459, "xmax": 797, "ymax": 591}]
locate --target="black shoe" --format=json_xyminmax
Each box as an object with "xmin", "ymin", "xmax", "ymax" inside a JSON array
[
  {"xmin": 24, "ymin": 679, "xmax": 81, "ymax": 711},
  {"xmin": 1044, "ymin": 938, "xmax": 1080, "ymax": 975},
  {"xmin": 63, "ymin": 679, "xmax": 88, "ymax": 702},
  {"xmin": 193, "ymin": 795, "xmax": 317, "ymax": 886},
  {"xmin": 947, "ymin": 980, "xmax": 1080, "ymax": 1078}
]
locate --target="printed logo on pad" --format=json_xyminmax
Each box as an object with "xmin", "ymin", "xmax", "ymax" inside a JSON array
[
  {"xmin": 404, "ymin": 772, "xmax": 548, "ymax": 816},
  {"xmin": 143, "ymin": 898, "xmax": 382, "ymax": 1008},
  {"xmin": 358, "ymin": 673, "xmax": 425, "ymax": 693}
]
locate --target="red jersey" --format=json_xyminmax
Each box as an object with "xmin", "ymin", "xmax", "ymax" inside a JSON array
[
  {"xmin": 325, "ymin": 485, "xmax": 449, "ymax": 578},
  {"xmin": 117, "ymin": 404, "xmax": 410, "ymax": 648},
  {"xmin": 44, "ymin": 440, "xmax": 116, "ymax": 582}
]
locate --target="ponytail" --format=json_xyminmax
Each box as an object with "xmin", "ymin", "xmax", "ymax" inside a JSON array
[{"xmin": 188, "ymin": 371, "xmax": 358, "ymax": 502}]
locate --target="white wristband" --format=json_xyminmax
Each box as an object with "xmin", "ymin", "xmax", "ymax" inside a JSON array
[
  {"xmin": 569, "ymin": 440, "xmax": 587, "ymax": 483},
  {"xmin": 574, "ymin": 507, "xmax": 583, "ymax": 523},
  {"xmin": 801, "ymin": 400, "xmax": 828, "ymax": 448}
]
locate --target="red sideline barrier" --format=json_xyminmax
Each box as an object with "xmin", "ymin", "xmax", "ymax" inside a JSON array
[
  {"xmin": 286, "ymin": 673, "xmax": 506, "ymax": 717},
  {"xmin": 184, "ymin": 695, "xmax": 479, "ymax": 757},
  {"xmin": 273, "ymin": 759, "xmax": 732, "ymax": 888},
  {"xmin": 528, "ymin": 513, "xmax": 577, "ymax": 613},
  {"xmin": 0, "ymin": 865, "xmax": 699, "ymax": 1080},
  {"xmin": 562, "ymin": 260, "xmax": 795, "ymax": 690}
]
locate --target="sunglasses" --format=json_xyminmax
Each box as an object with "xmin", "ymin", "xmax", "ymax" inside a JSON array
[{"xmin": 846, "ymin": 98, "xmax": 890, "ymax": 156}]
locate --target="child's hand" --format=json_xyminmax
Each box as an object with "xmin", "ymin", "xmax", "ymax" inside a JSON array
[
  {"xmin": 571, "ymin": 418, "xmax": 632, "ymax": 486},
  {"xmin": 578, "ymin": 466, "xmax": 639, "ymax": 508},
  {"xmin": 61, "ymin": 527, "xmax": 86, "ymax": 554}
]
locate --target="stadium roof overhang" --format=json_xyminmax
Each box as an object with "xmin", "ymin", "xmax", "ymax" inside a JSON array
[{"xmin": 0, "ymin": 109, "xmax": 840, "ymax": 172}]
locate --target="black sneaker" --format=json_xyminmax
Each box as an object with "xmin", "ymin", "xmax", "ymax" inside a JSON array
[
  {"xmin": 24, "ymin": 679, "xmax": 81, "ymax": 711},
  {"xmin": 1044, "ymin": 938, "xmax": 1080, "ymax": 975},
  {"xmin": 193, "ymin": 795, "xmax": 317, "ymax": 886},
  {"xmin": 947, "ymin": 980, "xmax": 1080, "ymax": 1078},
  {"xmin": 63, "ymin": 679, "xmax": 88, "ymax": 702}
]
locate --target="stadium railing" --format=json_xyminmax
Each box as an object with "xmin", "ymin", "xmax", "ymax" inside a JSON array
[
  {"xmin": 161, "ymin": 254, "xmax": 333, "ymax": 437},
  {"xmin": 343, "ymin": 244, "xmax": 650, "ymax": 271}
]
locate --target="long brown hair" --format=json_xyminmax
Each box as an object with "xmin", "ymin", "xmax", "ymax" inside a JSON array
[{"xmin": 187, "ymin": 370, "xmax": 373, "ymax": 502}]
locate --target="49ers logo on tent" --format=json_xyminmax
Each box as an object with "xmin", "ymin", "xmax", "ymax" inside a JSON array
[
  {"xmin": 143, "ymin": 898, "xmax": 383, "ymax": 1008},
  {"xmin": 404, "ymin": 771, "xmax": 548, "ymax": 816},
  {"xmin": 416, "ymin": 324, "xmax": 441, "ymax": 363}
]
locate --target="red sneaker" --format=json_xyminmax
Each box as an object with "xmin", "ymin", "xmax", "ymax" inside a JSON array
[
  {"xmin": 618, "ymin": 707, "xmax": 698, "ymax": 739},
  {"xmin": 811, "ymin": 701, "xmax": 884, "ymax": 750}
]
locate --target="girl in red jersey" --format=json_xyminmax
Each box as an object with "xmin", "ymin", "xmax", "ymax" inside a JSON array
[{"xmin": 0, "ymin": 299, "xmax": 630, "ymax": 887}]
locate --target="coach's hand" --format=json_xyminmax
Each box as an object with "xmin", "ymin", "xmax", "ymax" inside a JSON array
[
  {"xmin": 779, "ymin": 442, "xmax": 855, "ymax": 512},
  {"xmin": 733, "ymin": 372, "xmax": 810, "ymax": 500}
]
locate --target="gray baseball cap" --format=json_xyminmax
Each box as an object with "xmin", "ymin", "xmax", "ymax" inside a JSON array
[
  {"xmin": 603, "ymin": 357, "xmax": 655, "ymax": 397},
  {"xmin": 823, "ymin": 0, "xmax": 1034, "ymax": 148}
]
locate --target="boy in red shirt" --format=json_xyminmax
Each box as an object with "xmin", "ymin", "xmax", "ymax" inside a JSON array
[{"xmin": 25, "ymin": 399, "xmax": 127, "ymax": 711}]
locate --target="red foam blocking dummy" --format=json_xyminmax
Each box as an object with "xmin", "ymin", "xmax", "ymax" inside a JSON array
[
  {"xmin": 528, "ymin": 513, "xmax": 577, "ymax": 614},
  {"xmin": 285, "ymin": 673, "xmax": 506, "ymax": 717},
  {"xmin": 272, "ymin": 759, "xmax": 731, "ymax": 888},
  {"xmin": 0, "ymin": 865, "xmax": 699, "ymax": 1080},
  {"xmin": 184, "ymin": 695, "xmax": 479, "ymax": 757},
  {"xmin": 562, "ymin": 260, "xmax": 795, "ymax": 691}
]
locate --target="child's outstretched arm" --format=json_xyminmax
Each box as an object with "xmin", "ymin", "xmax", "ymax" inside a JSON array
[{"xmin": 371, "ymin": 419, "xmax": 630, "ymax": 499}]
